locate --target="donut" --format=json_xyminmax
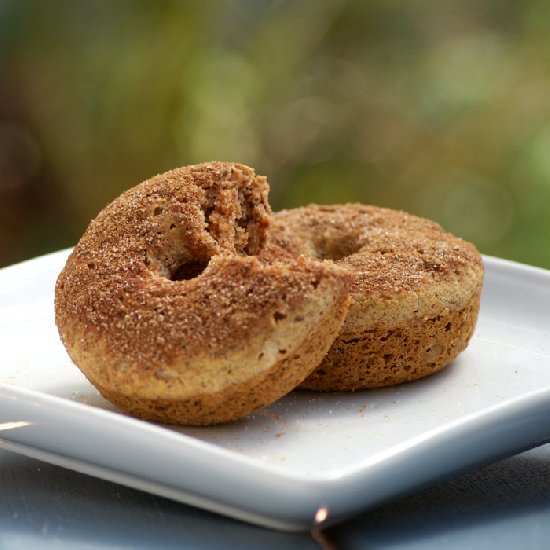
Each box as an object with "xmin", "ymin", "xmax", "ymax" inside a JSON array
[
  {"xmin": 268, "ymin": 203, "xmax": 484, "ymax": 391},
  {"xmin": 55, "ymin": 163, "xmax": 351, "ymax": 425}
]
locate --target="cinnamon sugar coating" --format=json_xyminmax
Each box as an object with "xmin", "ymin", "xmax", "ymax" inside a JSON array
[
  {"xmin": 268, "ymin": 203, "xmax": 484, "ymax": 390},
  {"xmin": 55, "ymin": 163, "xmax": 351, "ymax": 424}
]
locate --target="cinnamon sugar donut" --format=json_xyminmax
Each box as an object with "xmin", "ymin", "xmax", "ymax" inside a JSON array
[
  {"xmin": 269, "ymin": 204, "xmax": 484, "ymax": 391},
  {"xmin": 55, "ymin": 163, "xmax": 351, "ymax": 425}
]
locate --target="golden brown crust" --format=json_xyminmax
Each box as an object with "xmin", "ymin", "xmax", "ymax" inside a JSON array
[
  {"xmin": 55, "ymin": 163, "xmax": 351, "ymax": 424},
  {"xmin": 94, "ymin": 278, "xmax": 349, "ymax": 425},
  {"xmin": 269, "ymin": 203, "xmax": 484, "ymax": 390}
]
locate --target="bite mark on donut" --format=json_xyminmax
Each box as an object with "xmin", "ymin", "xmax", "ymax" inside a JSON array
[
  {"xmin": 199, "ymin": 163, "xmax": 270, "ymax": 257},
  {"xmin": 137, "ymin": 163, "xmax": 272, "ymax": 284}
]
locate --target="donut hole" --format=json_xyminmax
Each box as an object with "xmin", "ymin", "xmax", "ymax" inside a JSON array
[
  {"xmin": 313, "ymin": 234, "xmax": 362, "ymax": 262},
  {"xmin": 171, "ymin": 259, "xmax": 210, "ymax": 281}
]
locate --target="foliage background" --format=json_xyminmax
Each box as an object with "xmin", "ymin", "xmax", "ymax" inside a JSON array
[{"xmin": 1, "ymin": 0, "xmax": 549, "ymax": 269}]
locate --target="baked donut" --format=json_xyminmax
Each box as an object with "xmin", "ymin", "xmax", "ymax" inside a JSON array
[
  {"xmin": 268, "ymin": 203, "xmax": 484, "ymax": 391},
  {"xmin": 55, "ymin": 163, "xmax": 351, "ymax": 425}
]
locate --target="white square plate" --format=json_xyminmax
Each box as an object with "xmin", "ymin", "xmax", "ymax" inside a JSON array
[{"xmin": 1, "ymin": 250, "xmax": 550, "ymax": 531}]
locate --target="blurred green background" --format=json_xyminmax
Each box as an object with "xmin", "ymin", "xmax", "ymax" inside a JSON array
[{"xmin": 1, "ymin": 0, "xmax": 549, "ymax": 269}]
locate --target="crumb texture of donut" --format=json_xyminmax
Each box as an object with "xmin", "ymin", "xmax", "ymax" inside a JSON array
[
  {"xmin": 55, "ymin": 162, "xmax": 351, "ymax": 425},
  {"xmin": 300, "ymin": 292, "xmax": 480, "ymax": 390},
  {"xmin": 269, "ymin": 203, "xmax": 484, "ymax": 391}
]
